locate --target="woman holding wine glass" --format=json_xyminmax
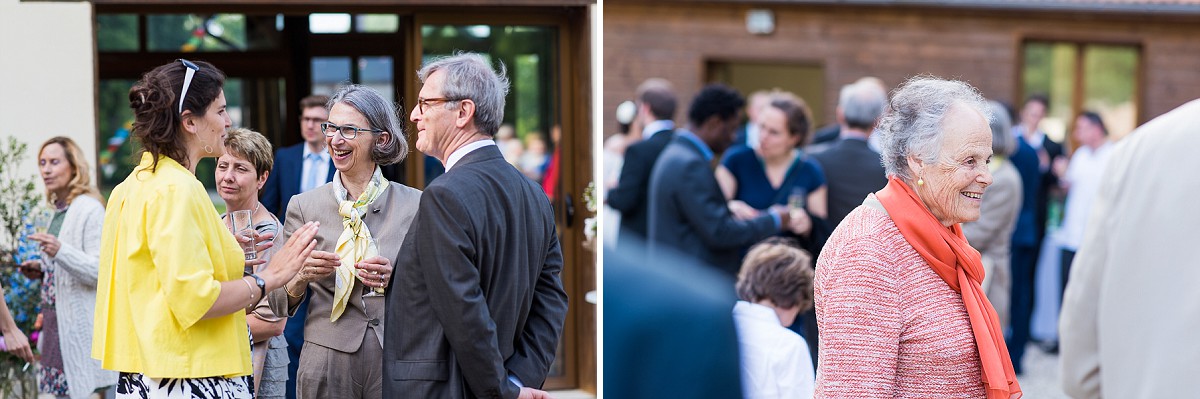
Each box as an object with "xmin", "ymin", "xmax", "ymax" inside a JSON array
[
  {"xmin": 266, "ymin": 84, "xmax": 420, "ymax": 399},
  {"xmin": 216, "ymin": 127, "xmax": 289, "ymax": 399},
  {"xmin": 17, "ymin": 136, "xmax": 116, "ymax": 399}
]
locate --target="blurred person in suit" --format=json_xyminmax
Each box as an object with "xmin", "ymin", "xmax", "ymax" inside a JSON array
[
  {"xmin": 604, "ymin": 238, "xmax": 743, "ymax": 399},
  {"xmin": 608, "ymin": 78, "xmax": 678, "ymax": 249},
  {"xmin": 646, "ymin": 84, "xmax": 801, "ymax": 276},
  {"xmin": 812, "ymin": 79, "xmax": 889, "ymax": 230},
  {"xmin": 1060, "ymin": 99, "xmax": 1200, "ymax": 399}
]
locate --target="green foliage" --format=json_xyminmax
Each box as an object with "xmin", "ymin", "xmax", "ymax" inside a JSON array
[
  {"xmin": 0, "ymin": 138, "xmax": 41, "ymax": 252},
  {"xmin": 0, "ymin": 137, "xmax": 41, "ymax": 398}
]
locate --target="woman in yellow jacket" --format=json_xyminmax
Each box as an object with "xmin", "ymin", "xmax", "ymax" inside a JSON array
[{"xmin": 92, "ymin": 59, "xmax": 319, "ymax": 398}]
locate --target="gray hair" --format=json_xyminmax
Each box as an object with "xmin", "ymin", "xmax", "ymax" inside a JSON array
[
  {"xmin": 838, "ymin": 80, "xmax": 888, "ymax": 130},
  {"xmin": 417, "ymin": 53, "xmax": 511, "ymax": 136},
  {"xmin": 328, "ymin": 84, "xmax": 409, "ymax": 166},
  {"xmin": 877, "ymin": 76, "xmax": 991, "ymax": 181},
  {"xmin": 987, "ymin": 100, "xmax": 1016, "ymax": 157}
]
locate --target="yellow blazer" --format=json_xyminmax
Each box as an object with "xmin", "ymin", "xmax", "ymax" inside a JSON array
[{"xmin": 93, "ymin": 153, "xmax": 250, "ymax": 378}]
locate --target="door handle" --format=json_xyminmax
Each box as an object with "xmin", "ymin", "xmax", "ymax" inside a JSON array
[{"xmin": 564, "ymin": 192, "xmax": 575, "ymax": 228}]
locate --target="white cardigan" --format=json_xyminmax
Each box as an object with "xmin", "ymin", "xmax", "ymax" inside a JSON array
[{"xmin": 41, "ymin": 195, "xmax": 117, "ymax": 398}]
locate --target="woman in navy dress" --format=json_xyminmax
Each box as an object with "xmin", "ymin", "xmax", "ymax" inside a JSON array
[{"xmin": 716, "ymin": 96, "xmax": 828, "ymax": 245}]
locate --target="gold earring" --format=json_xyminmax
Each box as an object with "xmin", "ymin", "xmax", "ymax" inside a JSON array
[{"xmin": 917, "ymin": 178, "xmax": 924, "ymax": 186}]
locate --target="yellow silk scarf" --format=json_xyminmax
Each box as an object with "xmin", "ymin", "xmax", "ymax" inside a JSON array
[{"xmin": 330, "ymin": 168, "xmax": 387, "ymax": 322}]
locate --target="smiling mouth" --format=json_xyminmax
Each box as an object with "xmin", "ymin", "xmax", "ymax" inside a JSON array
[
  {"xmin": 962, "ymin": 191, "xmax": 982, "ymax": 199},
  {"xmin": 333, "ymin": 148, "xmax": 351, "ymax": 157}
]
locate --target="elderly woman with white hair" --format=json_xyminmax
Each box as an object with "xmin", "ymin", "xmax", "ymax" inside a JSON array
[
  {"xmin": 814, "ymin": 76, "xmax": 1021, "ymax": 398},
  {"xmin": 962, "ymin": 101, "xmax": 1023, "ymax": 330}
]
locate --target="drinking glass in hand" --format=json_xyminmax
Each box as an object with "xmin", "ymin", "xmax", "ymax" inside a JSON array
[
  {"xmin": 230, "ymin": 210, "xmax": 257, "ymax": 264},
  {"xmin": 787, "ymin": 187, "xmax": 807, "ymax": 219}
]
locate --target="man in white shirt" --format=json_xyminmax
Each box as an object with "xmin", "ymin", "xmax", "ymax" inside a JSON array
[{"xmin": 1054, "ymin": 111, "xmax": 1113, "ymax": 302}]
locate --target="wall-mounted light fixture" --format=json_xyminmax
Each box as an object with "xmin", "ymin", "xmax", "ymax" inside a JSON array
[{"xmin": 746, "ymin": 9, "xmax": 775, "ymax": 35}]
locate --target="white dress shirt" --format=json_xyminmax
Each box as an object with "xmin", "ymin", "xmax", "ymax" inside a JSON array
[
  {"xmin": 733, "ymin": 301, "xmax": 815, "ymax": 399},
  {"xmin": 301, "ymin": 144, "xmax": 331, "ymax": 193},
  {"xmin": 1060, "ymin": 141, "xmax": 1114, "ymax": 250},
  {"xmin": 445, "ymin": 139, "xmax": 496, "ymax": 172}
]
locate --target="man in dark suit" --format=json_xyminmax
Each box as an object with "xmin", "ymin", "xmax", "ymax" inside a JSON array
[
  {"xmin": 647, "ymin": 84, "xmax": 795, "ymax": 276},
  {"xmin": 812, "ymin": 79, "xmax": 889, "ymax": 230},
  {"xmin": 258, "ymin": 94, "xmax": 334, "ymax": 399},
  {"xmin": 604, "ymin": 238, "xmax": 743, "ymax": 399},
  {"xmin": 607, "ymin": 78, "xmax": 677, "ymax": 249},
  {"xmin": 385, "ymin": 53, "xmax": 568, "ymax": 399},
  {"xmin": 1011, "ymin": 93, "xmax": 1065, "ymax": 354},
  {"xmin": 262, "ymin": 94, "xmax": 336, "ymax": 219}
]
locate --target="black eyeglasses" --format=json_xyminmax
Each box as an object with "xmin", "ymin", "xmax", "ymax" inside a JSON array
[
  {"xmin": 321, "ymin": 122, "xmax": 383, "ymax": 140},
  {"xmin": 178, "ymin": 59, "xmax": 200, "ymax": 114},
  {"xmin": 416, "ymin": 97, "xmax": 464, "ymax": 115}
]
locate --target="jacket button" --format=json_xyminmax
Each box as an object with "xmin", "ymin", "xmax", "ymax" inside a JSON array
[
  {"xmin": 368, "ymin": 318, "xmax": 380, "ymax": 326},
  {"xmin": 372, "ymin": 208, "xmax": 380, "ymax": 213}
]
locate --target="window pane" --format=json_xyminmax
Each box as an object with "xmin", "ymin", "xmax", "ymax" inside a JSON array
[
  {"xmin": 147, "ymin": 14, "xmax": 249, "ymax": 52},
  {"xmin": 97, "ymin": 14, "xmax": 138, "ymax": 52},
  {"xmin": 312, "ymin": 57, "xmax": 352, "ymax": 97},
  {"xmin": 358, "ymin": 56, "xmax": 394, "ymax": 103},
  {"xmin": 1023, "ymin": 42, "xmax": 1077, "ymax": 143},
  {"xmin": 420, "ymin": 25, "xmax": 559, "ymax": 192},
  {"xmin": 310, "ymin": 13, "xmax": 351, "ymax": 34},
  {"xmin": 1083, "ymin": 45, "xmax": 1138, "ymax": 140},
  {"xmin": 356, "ymin": 14, "xmax": 399, "ymax": 33},
  {"xmin": 98, "ymin": 80, "xmax": 138, "ymax": 195}
]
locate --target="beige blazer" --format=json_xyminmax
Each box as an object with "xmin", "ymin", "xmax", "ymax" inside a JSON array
[
  {"xmin": 1059, "ymin": 99, "xmax": 1200, "ymax": 398},
  {"xmin": 267, "ymin": 181, "xmax": 420, "ymax": 353}
]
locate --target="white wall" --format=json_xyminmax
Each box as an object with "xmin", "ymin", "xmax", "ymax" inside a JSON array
[{"xmin": 0, "ymin": 0, "xmax": 95, "ymax": 183}]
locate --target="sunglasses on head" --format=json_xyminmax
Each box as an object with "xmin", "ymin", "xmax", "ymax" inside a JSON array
[{"xmin": 178, "ymin": 59, "xmax": 200, "ymax": 114}]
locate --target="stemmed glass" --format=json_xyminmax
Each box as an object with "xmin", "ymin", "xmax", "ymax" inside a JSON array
[{"xmin": 361, "ymin": 236, "xmax": 385, "ymax": 297}]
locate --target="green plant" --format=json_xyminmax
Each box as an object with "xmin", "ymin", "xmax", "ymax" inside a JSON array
[{"xmin": 0, "ymin": 137, "xmax": 42, "ymax": 399}]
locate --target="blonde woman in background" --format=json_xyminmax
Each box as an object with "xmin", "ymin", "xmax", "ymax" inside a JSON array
[{"xmin": 17, "ymin": 136, "xmax": 117, "ymax": 399}]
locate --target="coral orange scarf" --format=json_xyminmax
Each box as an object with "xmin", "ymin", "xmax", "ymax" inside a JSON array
[{"xmin": 876, "ymin": 177, "xmax": 1022, "ymax": 399}]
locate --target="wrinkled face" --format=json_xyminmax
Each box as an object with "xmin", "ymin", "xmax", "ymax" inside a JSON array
[
  {"xmin": 755, "ymin": 106, "xmax": 800, "ymax": 159},
  {"xmin": 39, "ymin": 143, "xmax": 72, "ymax": 195},
  {"xmin": 216, "ymin": 151, "xmax": 265, "ymax": 205},
  {"xmin": 911, "ymin": 104, "xmax": 994, "ymax": 227},
  {"xmin": 192, "ymin": 90, "xmax": 232, "ymax": 158},
  {"xmin": 1020, "ymin": 100, "xmax": 1045, "ymax": 130},
  {"xmin": 300, "ymin": 106, "xmax": 330, "ymax": 145},
  {"xmin": 410, "ymin": 70, "xmax": 457, "ymax": 160},
  {"xmin": 327, "ymin": 102, "xmax": 384, "ymax": 176}
]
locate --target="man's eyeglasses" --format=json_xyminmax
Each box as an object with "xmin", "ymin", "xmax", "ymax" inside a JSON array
[
  {"xmin": 416, "ymin": 97, "xmax": 464, "ymax": 115},
  {"xmin": 321, "ymin": 122, "xmax": 384, "ymax": 140},
  {"xmin": 178, "ymin": 59, "xmax": 199, "ymax": 114}
]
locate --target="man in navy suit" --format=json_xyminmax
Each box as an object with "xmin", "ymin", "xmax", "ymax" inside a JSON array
[
  {"xmin": 259, "ymin": 94, "xmax": 333, "ymax": 399},
  {"xmin": 646, "ymin": 84, "xmax": 795, "ymax": 275}
]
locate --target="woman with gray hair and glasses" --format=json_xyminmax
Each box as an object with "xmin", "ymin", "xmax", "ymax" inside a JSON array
[
  {"xmin": 814, "ymin": 76, "xmax": 1021, "ymax": 398},
  {"xmin": 267, "ymin": 84, "xmax": 420, "ymax": 399}
]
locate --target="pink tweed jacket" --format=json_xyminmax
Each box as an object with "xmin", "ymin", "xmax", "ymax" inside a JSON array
[{"xmin": 815, "ymin": 200, "xmax": 986, "ymax": 398}]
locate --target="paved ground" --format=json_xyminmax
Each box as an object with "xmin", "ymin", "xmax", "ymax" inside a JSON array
[{"xmin": 1015, "ymin": 343, "xmax": 1070, "ymax": 398}]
